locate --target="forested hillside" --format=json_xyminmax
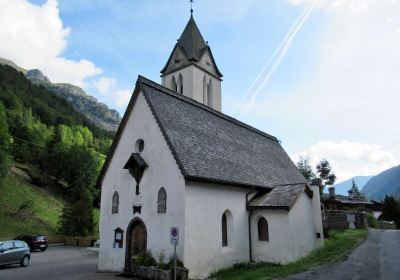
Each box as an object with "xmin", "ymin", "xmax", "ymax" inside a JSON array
[
  {"xmin": 362, "ymin": 165, "xmax": 400, "ymax": 200},
  {"xmin": 0, "ymin": 64, "xmax": 112, "ymax": 237},
  {"xmin": 0, "ymin": 57, "xmax": 121, "ymax": 132}
]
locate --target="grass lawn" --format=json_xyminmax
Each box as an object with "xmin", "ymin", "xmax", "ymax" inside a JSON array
[
  {"xmin": 0, "ymin": 173, "xmax": 65, "ymax": 237},
  {"xmin": 0, "ymin": 172, "xmax": 100, "ymax": 238},
  {"xmin": 211, "ymin": 229, "xmax": 368, "ymax": 280}
]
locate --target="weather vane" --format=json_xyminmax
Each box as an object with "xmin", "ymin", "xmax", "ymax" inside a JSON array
[{"xmin": 190, "ymin": 0, "xmax": 194, "ymax": 14}]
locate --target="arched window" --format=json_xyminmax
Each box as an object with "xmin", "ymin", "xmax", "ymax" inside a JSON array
[
  {"xmin": 157, "ymin": 187, "xmax": 167, "ymax": 213},
  {"xmin": 178, "ymin": 74, "xmax": 183, "ymax": 94},
  {"xmin": 222, "ymin": 213, "xmax": 228, "ymax": 247},
  {"xmin": 207, "ymin": 79, "xmax": 213, "ymax": 107},
  {"xmin": 112, "ymin": 191, "xmax": 119, "ymax": 214},
  {"xmin": 171, "ymin": 76, "xmax": 177, "ymax": 92},
  {"xmin": 203, "ymin": 76, "xmax": 208, "ymax": 104},
  {"xmin": 258, "ymin": 217, "xmax": 269, "ymax": 241}
]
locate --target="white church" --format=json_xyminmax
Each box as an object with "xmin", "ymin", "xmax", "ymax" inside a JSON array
[{"xmin": 98, "ymin": 12, "xmax": 324, "ymax": 279}]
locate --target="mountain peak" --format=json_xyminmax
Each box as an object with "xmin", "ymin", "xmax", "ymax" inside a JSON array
[{"xmin": 26, "ymin": 69, "xmax": 50, "ymax": 83}]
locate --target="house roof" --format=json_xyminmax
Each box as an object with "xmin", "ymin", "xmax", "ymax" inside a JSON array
[
  {"xmin": 321, "ymin": 194, "xmax": 372, "ymax": 205},
  {"xmin": 97, "ymin": 76, "xmax": 306, "ymax": 190},
  {"xmin": 160, "ymin": 15, "xmax": 223, "ymax": 77},
  {"xmin": 249, "ymin": 184, "xmax": 312, "ymax": 210}
]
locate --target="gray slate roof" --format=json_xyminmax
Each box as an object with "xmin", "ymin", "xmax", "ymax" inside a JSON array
[
  {"xmin": 177, "ymin": 14, "xmax": 207, "ymax": 61},
  {"xmin": 139, "ymin": 77, "xmax": 306, "ymax": 189},
  {"xmin": 321, "ymin": 194, "xmax": 372, "ymax": 205},
  {"xmin": 160, "ymin": 15, "xmax": 223, "ymax": 77},
  {"xmin": 249, "ymin": 184, "xmax": 309, "ymax": 209}
]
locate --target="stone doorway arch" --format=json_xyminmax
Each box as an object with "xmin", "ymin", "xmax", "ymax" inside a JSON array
[{"xmin": 125, "ymin": 217, "xmax": 147, "ymax": 272}]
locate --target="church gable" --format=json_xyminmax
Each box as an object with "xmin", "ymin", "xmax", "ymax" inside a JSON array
[
  {"xmin": 161, "ymin": 45, "xmax": 190, "ymax": 75},
  {"xmin": 196, "ymin": 48, "xmax": 220, "ymax": 78}
]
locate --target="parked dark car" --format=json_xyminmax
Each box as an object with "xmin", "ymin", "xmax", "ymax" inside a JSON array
[
  {"xmin": 0, "ymin": 240, "xmax": 30, "ymax": 267},
  {"xmin": 14, "ymin": 235, "xmax": 48, "ymax": 251}
]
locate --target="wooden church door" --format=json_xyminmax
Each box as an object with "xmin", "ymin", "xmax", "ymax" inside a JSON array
[{"xmin": 131, "ymin": 221, "xmax": 146, "ymax": 256}]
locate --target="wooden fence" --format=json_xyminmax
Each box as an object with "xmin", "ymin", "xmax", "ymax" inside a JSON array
[{"xmin": 1, "ymin": 235, "xmax": 96, "ymax": 247}]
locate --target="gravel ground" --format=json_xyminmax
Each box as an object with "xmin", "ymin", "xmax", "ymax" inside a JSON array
[
  {"xmin": 279, "ymin": 229, "xmax": 400, "ymax": 280},
  {"xmin": 0, "ymin": 245, "xmax": 122, "ymax": 280}
]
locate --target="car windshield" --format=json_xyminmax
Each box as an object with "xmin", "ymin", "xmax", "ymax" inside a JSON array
[{"xmin": 0, "ymin": 242, "xmax": 3, "ymax": 248}]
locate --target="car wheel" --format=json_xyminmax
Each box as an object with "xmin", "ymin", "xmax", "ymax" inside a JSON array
[
  {"xmin": 40, "ymin": 247, "xmax": 47, "ymax": 252},
  {"xmin": 20, "ymin": 255, "xmax": 30, "ymax": 267}
]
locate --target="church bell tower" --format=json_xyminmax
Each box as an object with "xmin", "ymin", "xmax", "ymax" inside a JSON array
[{"xmin": 160, "ymin": 13, "xmax": 223, "ymax": 111}]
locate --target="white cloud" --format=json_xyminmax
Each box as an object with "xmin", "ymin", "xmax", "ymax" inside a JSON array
[
  {"xmin": 114, "ymin": 90, "xmax": 132, "ymax": 108},
  {"xmin": 0, "ymin": 0, "xmax": 101, "ymax": 86},
  {"xmin": 292, "ymin": 141, "xmax": 399, "ymax": 182},
  {"xmin": 87, "ymin": 77, "xmax": 131, "ymax": 110},
  {"xmin": 90, "ymin": 77, "xmax": 117, "ymax": 95}
]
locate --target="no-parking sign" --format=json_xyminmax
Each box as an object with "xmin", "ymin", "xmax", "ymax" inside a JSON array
[{"xmin": 170, "ymin": 226, "xmax": 179, "ymax": 246}]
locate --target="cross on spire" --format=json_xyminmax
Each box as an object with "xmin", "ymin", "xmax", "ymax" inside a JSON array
[{"xmin": 190, "ymin": 0, "xmax": 194, "ymax": 15}]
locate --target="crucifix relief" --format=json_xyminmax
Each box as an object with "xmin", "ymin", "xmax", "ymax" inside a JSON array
[{"xmin": 123, "ymin": 153, "xmax": 148, "ymax": 214}]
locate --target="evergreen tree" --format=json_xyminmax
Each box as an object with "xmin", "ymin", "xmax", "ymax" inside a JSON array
[
  {"xmin": 381, "ymin": 195, "xmax": 400, "ymax": 229},
  {"xmin": 348, "ymin": 179, "xmax": 366, "ymax": 200},
  {"xmin": 297, "ymin": 157, "xmax": 315, "ymax": 180},
  {"xmin": 58, "ymin": 191, "xmax": 95, "ymax": 236}
]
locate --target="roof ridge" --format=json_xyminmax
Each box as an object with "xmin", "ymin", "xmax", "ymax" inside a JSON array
[{"xmin": 137, "ymin": 75, "xmax": 279, "ymax": 142}]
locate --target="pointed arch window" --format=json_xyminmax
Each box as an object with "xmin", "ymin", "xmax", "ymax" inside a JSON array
[
  {"xmin": 258, "ymin": 217, "xmax": 269, "ymax": 241},
  {"xmin": 222, "ymin": 213, "xmax": 228, "ymax": 247},
  {"xmin": 157, "ymin": 187, "xmax": 167, "ymax": 213},
  {"xmin": 171, "ymin": 76, "xmax": 177, "ymax": 92},
  {"xmin": 112, "ymin": 191, "xmax": 119, "ymax": 214},
  {"xmin": 178, "ymin": 74, "xmax": 183, "ymax": 94},
  {"xmin": 203, "ymin": 76, "xmax": 208, "ymax": 104},
  {"xmin": 207, "ymin": 79, "xmax": 213, "ymax": 107}
]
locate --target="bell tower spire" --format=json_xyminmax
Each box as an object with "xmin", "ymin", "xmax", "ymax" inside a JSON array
[{"xmin": 160, "ymin": 11, "xmax": 223, "ymax": 111}]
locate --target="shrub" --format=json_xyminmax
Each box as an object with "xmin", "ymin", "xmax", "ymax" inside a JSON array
[
  {"xmin": 134, "ymin": 250, "xmax": 157, "ymax": 267},
  {"xmin": 367, "ymin": 213, "xmax": 378, "ymax": 228}
]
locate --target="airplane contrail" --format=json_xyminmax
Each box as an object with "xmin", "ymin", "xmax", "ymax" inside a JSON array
[
  {"xmin": 237, "ymin": 0, "xmax": 318, "ymax": 117},
  {"xmin": 230, "ymin": 3, "xmax": 312, "ymax": 116}
]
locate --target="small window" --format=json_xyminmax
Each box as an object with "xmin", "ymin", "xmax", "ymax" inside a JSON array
[
  {"xmin": 222, "ymin": 213, "xmax": 228, "ymax": 247},
  {"xmin": 112, "ymin": 191, "xmax": 119, "ymax": 214},
  {"xmin": 157, "ymin": 187, "xmax": 167, "ymax": 213},
  {"xmin": 258, "ymin": 217, "xmax": 269, "ymax": 241},
  {"xmin": 135, "ymin": 139, "xmax": 145, "ymax": 153}
]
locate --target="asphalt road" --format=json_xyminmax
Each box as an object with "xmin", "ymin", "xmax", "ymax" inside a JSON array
[
  {"xmin": 0, "ymin": 246, "xmax": 120, "ymax": 280},
  {"xmin": 280, "ymin": 229, "xmax": 400, "ymax": 280}
]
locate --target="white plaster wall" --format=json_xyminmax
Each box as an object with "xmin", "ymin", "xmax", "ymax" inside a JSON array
[
  {"xmin": 288, "ymin": 192, "xmax": 317, "ymax": 260},
  {"xmin": 98, "ymin": 92, "xmax": 186, "ymax": 272},
  {"xmin": 310, "ymin": 185, "xmax": 325, "ymax": 248},
  {"xmin": 161, "ymin": 65, "xmax": 221, "ymax": 112},
  {"xmin": 184, "ymin": 182, "xmax": 250, "ymax": 279},
  {"xmin": 251, "ymin": 210, "xmax": 292, "ymax": 263}
]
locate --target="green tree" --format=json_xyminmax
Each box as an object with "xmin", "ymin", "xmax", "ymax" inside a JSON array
[
  {"xmin": 348, "ymin": 179, "xmax": 366, "ymax": 200},
  {"xmin": 381, "ymin": 195, "xmax": 400, "ymax": 228},
  {"xmin": 58, "ymin": 191, "xmax": 95, "ymax": 236},
  {"xmin": 315, "ymin": 159, "xmax": 337, "ymax": 194},
  {"xmin": 0, "ymin": 102, "xmax": 11, "ymax": 180},
  {"xmin": 297, "ymin": 157, "xmax": 315, "ymax": 180}
]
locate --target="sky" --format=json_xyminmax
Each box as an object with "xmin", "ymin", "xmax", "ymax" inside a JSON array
[{"xmin": 0, "ymin": 0, "xmax": 399, "ymax": 183}]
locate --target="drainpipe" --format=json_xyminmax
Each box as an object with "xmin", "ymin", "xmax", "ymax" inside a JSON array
[{"xmin": 246, "ymin": 189, "xmax": 255, "ymax": 263}]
